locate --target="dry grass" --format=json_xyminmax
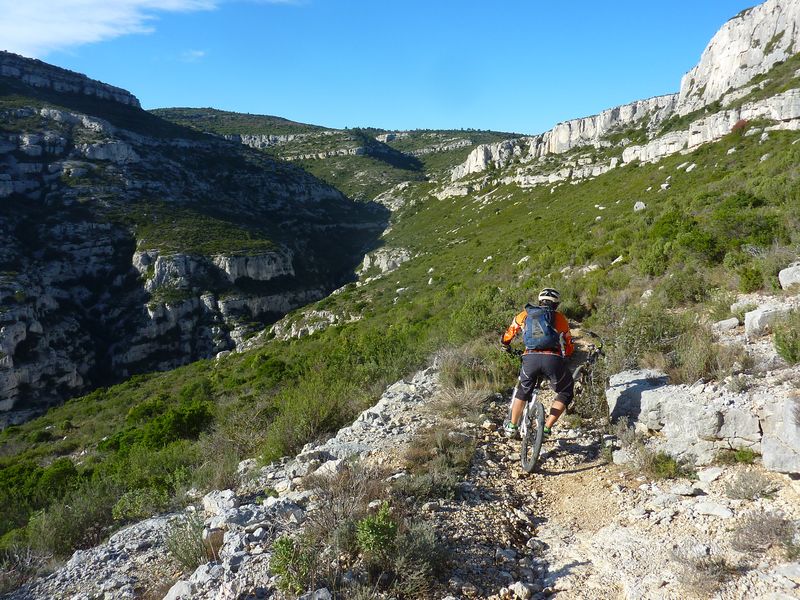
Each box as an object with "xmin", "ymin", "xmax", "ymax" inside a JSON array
[
  {"xmin": 673, "ymin": 542, "xmax": 744, "ymax": 598},
  {"xmin": 302, "ymin": 464, "xmax": 388, "ymax": 548},
  {"xmin": 165, "ymin": 514, "xmax": 215, "ymax": 573},
  {"xmin": 435, "ymin": 340, "xmax": 514, "ymax": 391},
  {"xmin": 668, "ymin": 330, "xmax": 752, "ymax": 384},
  {"xmin": 0, "ymin": 545, "xmax": 55, "ymax": 595},
  {"xmin": 674, "ymin": 554, "xmax": 741, "ymax": 598},
  {"xmin": 731, "ymin": 511, "xmax": 796, "ymax": 555},
  {"xmin": 724, "ymin": 471, "xmax": 778, "ymax": 500},
  {"xmin": 395, "ymin": 425, "xmax": 475, "ymax": 501},
  {"xmin": 428, "ymin": 384, "xmax": 488, "ymax": 424}
]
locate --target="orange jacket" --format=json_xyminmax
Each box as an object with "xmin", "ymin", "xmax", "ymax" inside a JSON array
[{"xmin": 502, "ymin": 306, "xmax": 574, "ymax": 357}]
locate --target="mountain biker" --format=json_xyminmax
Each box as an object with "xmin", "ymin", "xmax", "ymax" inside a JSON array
[{"xmin": 500, "ymin": 288, "xmax": 574, "ymax": 439}]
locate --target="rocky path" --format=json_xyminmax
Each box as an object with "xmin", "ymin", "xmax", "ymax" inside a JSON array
[
  {"xmin": 429, "ymin": 393, "xmax": 800, "ymax": 600},
  {"xmin": 6, "ymin": 360, "xmax": 800, "ymax": 600},
  {"xmin": 429, "ymin": 393, "xmax": 614, "ymax": 599}
]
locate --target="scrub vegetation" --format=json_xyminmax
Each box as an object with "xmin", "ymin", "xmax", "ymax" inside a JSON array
[{"xmin": 2, "ymin": 69, "xmax": 800, "ymax": 570}]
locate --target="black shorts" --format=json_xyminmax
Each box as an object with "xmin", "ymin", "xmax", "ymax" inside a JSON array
[{"xmin": 514, "ymin": 352, "xmax": 574, "ymax": 406}]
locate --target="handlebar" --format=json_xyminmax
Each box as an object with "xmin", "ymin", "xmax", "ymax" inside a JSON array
[{"xmin": 503, "ymin": 330, "xmax": 605, "ymax": 359}]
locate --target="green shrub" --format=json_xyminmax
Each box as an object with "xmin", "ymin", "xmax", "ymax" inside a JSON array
[
  {"xmin": 27, "ymin": 481, "xmax": 119, "ymax": 558},
  {"xmin": 738, "ymin": 265, "xmax": 763, "ymax": 292},
  {"xmin": 356, "ymin": 502, "xmax": 398, "ymax": 566},
  {"xmin": 716, "ymin": 447, "xmax": 758, "ymax": 465},
  {"xmin": 774, "ymin": 310, "xmax": 800, "ymax": 364},
  {"xmin": 100, "ymin": 399, "xmax": 213, "ymax": 453},
  {"xmin": 26, "ymin": 430, "xmax": 52, "ymax": 444},
  {"xmin": 271, "ymin": 535, "xmax": 315, "ymax": 595},
  {"xmin": 643, "ymin": 451, "xmax": 685, "ymax": 479},
  {"xmin": 391, "ymin": 521, "xmax": 446, "ymax": 598},
  {"xmin": 112, "ymin": 488, "xmax": 170, "ymax": 521},
  {"xmin": 659, "ymin": 269, "xmax": 708, "ymax": 305}
]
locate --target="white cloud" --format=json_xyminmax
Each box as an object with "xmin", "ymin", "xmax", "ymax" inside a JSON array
[
  {"xmin": 180, "ymin": 49, "xmax": 207, "ymax": 62},
  {"xmin": 0, "ymin": 0, "xmax": 218, "ymax": 58}
]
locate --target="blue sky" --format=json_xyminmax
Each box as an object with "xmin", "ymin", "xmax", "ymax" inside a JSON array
[{"xmin": 1, "ymin": 0, "xmax": 755, "ymax": 134}]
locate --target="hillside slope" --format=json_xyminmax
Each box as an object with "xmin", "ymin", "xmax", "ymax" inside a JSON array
[
  {"xmin": 1, "ymin": 0, "xmax": 800, "ymax": 597},
  {"xmin": 153, "ymin": 107, "xmax": 521, "ymax": 202},
  {"xmin": 0, "ymin": 52, "xmax": 387, "ymax": 423}
]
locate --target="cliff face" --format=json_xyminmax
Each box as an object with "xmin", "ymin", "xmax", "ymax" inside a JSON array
[
  {"xmin": 451, "ymin": 95, "xmax": 679, "ymax": 181},
  {"xmin": 0, "ymin": 51, "xmax": 140, "ymax": 107},
  {"xmin": 677, "ymin": 0, "xmax": 800, "ymax": 115},
  {"xmin": 623, "ymin": 88, "xmax": 800, "ymax": 163},
  {"xmin": 450, "ymin": 0, "xmax": 800, "ymax": 185},
  {"xmin": 0, "ymin": 58, "xmax": 387, "ymax": 425}
]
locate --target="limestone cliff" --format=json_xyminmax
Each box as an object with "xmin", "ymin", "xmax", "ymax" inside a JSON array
[
  {"xmin": 0, "ymin": 57, "xmax": 387, "ymax": 425},
  {"xmin": 677, "ymin": 0, "xmax": 800, "ymax": 115},
  {"xmin": 450, "ymin": 0, "xmax": 800, "ymax": 186},
  {"xmin": 0, "ymin": 51, "xmax": 140, "ymax": 107}
]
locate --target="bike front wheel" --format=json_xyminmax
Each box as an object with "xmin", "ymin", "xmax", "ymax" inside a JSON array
[{"xmin": 520, "ymin": 400, "xmax": 545, "ymax": 473}]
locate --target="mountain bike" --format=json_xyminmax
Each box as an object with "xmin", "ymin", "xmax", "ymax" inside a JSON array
[
  {"xmin": 570, "ymin": 331, "xmax": 605, "ymax": 404},
  {"xmin": 505, "ymin": 332, "xmax": 605, "ymax": 473},
  {"xmin": 505, "ymin": 349, "xmax": 546, "ymax": 473}
]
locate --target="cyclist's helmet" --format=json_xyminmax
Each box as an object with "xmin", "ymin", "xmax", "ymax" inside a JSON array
[{"xmin": 538, "ymin": 288, "xmax": 561, "ymax": 308}]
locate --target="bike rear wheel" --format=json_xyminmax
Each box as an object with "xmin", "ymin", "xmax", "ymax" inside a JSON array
[{"xmin": 520, "ymin": 400, "xmax": 545, "ymax": 472}]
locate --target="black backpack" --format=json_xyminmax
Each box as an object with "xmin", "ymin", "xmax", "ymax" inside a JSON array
[{"xmin": 522, "ymin": 304, "xmax": 561, "ymax": 351}]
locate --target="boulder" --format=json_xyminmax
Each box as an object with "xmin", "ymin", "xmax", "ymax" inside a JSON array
[
  {"xmin": 697, "ymin": 467, "xmax": 724, "ymax": 483},
  {"xmin": 778, "ymin": 262, "xmax": 800, "ymax": 290},
  {"xmin": 745, "ymin": 305, "xmax": 792, "ymax": 338},
  {"xmin": 313, "ymin": 458, "xmax": 346, "ymax": 477},
  {"xmin": 713, "ymin": 317, "xmax": 739, "ymax": 332},
  {"xmin": 760, "ymin": 395, "xmax": 800, "ymax": 474},
  {"xmin": 202, "ymin": 490, "xmax": 239, "ymax": 516},
  {"xmin": 299, "ymin": 589, "xmax": 332, "ymax": 600},
  {"xmin": 694, "ymin": 502, "xmax": 733, "ymax": 519},
  {"xmin": 163, "ymin": 581, "xmax": 194, "ymax": 600},
  {"xmin": 605, "ymin": 369, "xmax": 670, "ymax": 429},
  {"xmin": 606, "ymin": 371, "xmax": 762, "ymax": 464}
]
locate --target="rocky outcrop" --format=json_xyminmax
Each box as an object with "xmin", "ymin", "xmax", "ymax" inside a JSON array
[
  {"xmin": 0, "ymin": 57, "xmax": 387, "ymax": 423},
  {"xmin": 451, "ymin": 0, "xmax": 800, "ymax": 185},
  {"xmin": 607, "ymin": 370, "xmax": 763, "ymax": 464},
  {"xmin": 607, "ymin": 290, "xmax": 800, "ymax": 474},
  {"xmin": 359, "ymin": 247, "xmax": 412, "ymax": 275},
  {"xmin": 372, "ymin": 181, "xmax": 412, "ymax": 211},
  {"xmin": 623, "ymin": 88, "xmax": 800, "ymax": 164},
  {"xmin": 0, "ymin": 51, "xmax": 140, "ymax": 107},
  {"xmin": 451, "ymin": 95, "xmax": 677, "ymax": 180},
  {"xmin": 78, "ymin": 140, "xmax": 139, "ymax": 164},
  {"xmin": 269, "ymin": 308, "xmax": 361, "ymax": 341},
  {"xmin": 677, "ymin": 0, "xmax": 800, "ymax": 115},
  {"xmin": 212, "ymin": 251, "xmax": 295, "ymax": 282},
  {"xmin": 224, "ymin": 132, "xmax": 317, "ymax": 148},
  {"xmin": 779, "ymin": 261, "xmax": 800, "ymax": 289}
]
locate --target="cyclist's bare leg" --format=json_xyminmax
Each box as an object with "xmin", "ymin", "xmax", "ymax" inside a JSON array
[
  {"xmin": 545, "ymin": 399, "xmax": 567, "ymax": 428},
  {"xmin": 510, "ymin": 397, "xmax": 526, "ymax": 426}
]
